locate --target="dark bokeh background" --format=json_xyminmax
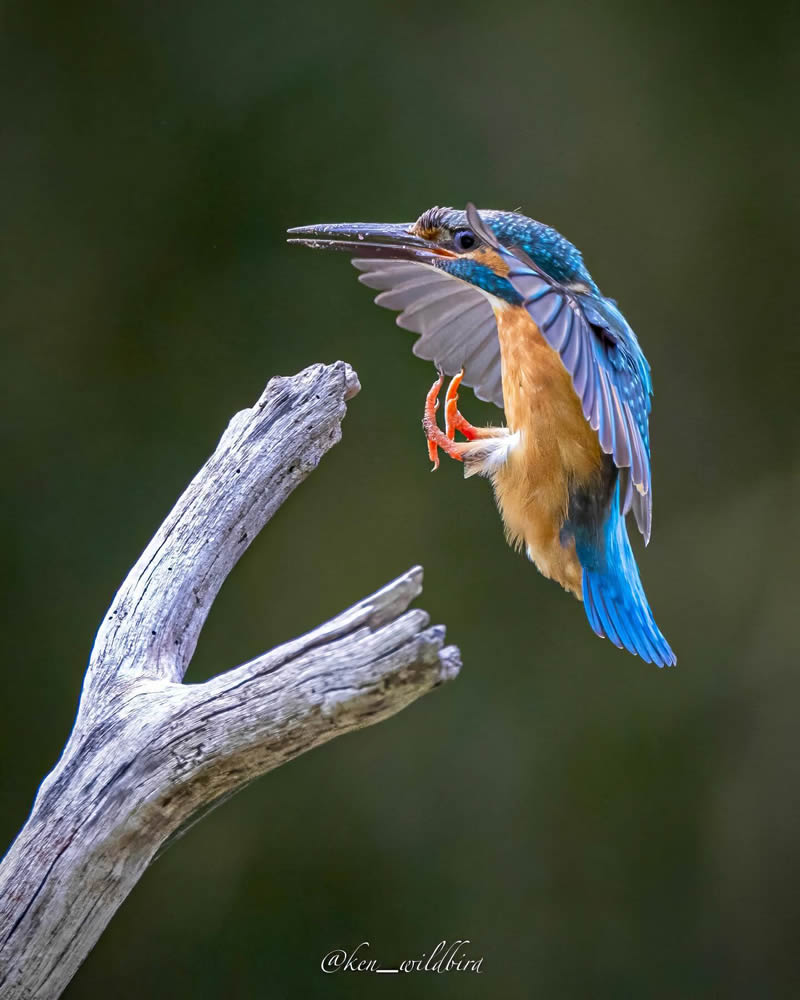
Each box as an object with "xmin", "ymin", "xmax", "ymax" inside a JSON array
[{"xmin": 2, "ymin": 1, "xmax": 798, "ymax": 997}]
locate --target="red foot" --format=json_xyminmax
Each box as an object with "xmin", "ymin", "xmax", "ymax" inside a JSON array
[
  {"xmin": 423, "ymin": 374, "xmax": 444, "ymax": 469},
  {"xmin": 445, "ymin": 369, "xmax": 482, "ymax": 441},
  {"xmin": 423, "ymin": 372, "xmax": 466, "ymax": 470}
]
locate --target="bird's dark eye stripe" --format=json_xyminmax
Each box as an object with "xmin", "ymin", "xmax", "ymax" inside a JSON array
[{"xmin": 453, "ymin": 228, "xmax": 477, "ymax": 252}]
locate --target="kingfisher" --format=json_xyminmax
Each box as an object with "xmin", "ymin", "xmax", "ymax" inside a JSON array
[{"xmin": 288, "ymin": 204, "xmax": 676, "ymax": 667}]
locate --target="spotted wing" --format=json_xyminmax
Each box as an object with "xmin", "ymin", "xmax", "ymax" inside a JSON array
[
  {"xmin": 352, "ymin": 258, "xmax": 504, "ymax": 408},
  {"xmin": 465, "ymin": 205, "xmax": 654, "ymax": 543}
]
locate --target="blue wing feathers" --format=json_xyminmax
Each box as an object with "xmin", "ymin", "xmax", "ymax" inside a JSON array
[
  {"xmin": 562, "ymin": 316, "xmax": 582, "ymax": 371},
  {"xmin": 610, "ymin": 387, "xmax": 632, "ymax": 467},
  {"xmin": 494, "ymin": 240, "xmax": 656, "ymax": 545}
]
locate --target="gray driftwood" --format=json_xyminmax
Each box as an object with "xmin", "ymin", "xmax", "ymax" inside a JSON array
[{"xmin": 0, "ymin": 361, "xmax": 461, "ymax": 999}]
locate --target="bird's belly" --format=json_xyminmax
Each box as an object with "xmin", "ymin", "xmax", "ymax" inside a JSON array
[{"xmin": 491, "ymin": 306, "xmax": 603, "ymax": 597}]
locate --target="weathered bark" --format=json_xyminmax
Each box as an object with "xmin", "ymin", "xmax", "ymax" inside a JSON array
[{"xmin": 0, "ymin": 361, "xmax": 460, "ymax": 999}]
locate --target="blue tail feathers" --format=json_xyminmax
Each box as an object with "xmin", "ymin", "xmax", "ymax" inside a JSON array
[{"xmin": 578, "ymin": 481, "xmax": 676, "ymax": 667}]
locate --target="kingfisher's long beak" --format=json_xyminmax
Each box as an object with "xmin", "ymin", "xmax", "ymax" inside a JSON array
[{"xmin": 286, "ymin": 221, "xmax": 455, "ymax": 262}]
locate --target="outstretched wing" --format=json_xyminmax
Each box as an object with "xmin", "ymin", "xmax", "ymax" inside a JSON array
[
  {"xmin": 352, "ymin": 257, "xmax": 504, "ymax": 408},
  {"xmin": 466, "ymin": 204, "xmax": 654, "ymax": 543}
]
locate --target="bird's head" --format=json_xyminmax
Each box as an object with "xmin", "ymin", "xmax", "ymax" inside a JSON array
[{"xmin": 287, "ymin": 204, "xmax": 597, "ymax": 305}]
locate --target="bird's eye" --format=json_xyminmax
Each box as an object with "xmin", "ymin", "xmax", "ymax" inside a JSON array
[{"xmin": 453, "ymin": 229, "xmax": 477, "ymax": 252}]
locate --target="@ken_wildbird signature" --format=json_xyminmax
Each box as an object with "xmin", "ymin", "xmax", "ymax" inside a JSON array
[{"xmin": 321, "ymin": 940, "xmax": 483, "ymax": 975}]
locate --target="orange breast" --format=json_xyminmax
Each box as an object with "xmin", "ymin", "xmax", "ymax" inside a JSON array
[{"xmin": 491, "ymin": 305, "xmax": 604, "ymax": 597}]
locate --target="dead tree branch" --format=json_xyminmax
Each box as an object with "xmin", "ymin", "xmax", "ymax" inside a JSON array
[{"xmin": 0, "ymin": 361, "xmax": 460, "ymax": 999}]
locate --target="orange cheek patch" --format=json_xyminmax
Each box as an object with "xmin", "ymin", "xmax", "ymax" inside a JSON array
[{"xmin": 470, "ymin": 246, "xmax": 510, "ymax": 277}]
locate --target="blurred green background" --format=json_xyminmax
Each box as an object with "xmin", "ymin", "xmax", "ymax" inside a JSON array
[{"xmin": 2, "ymin": 1, "xmax": 798, "ymax": 997}]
